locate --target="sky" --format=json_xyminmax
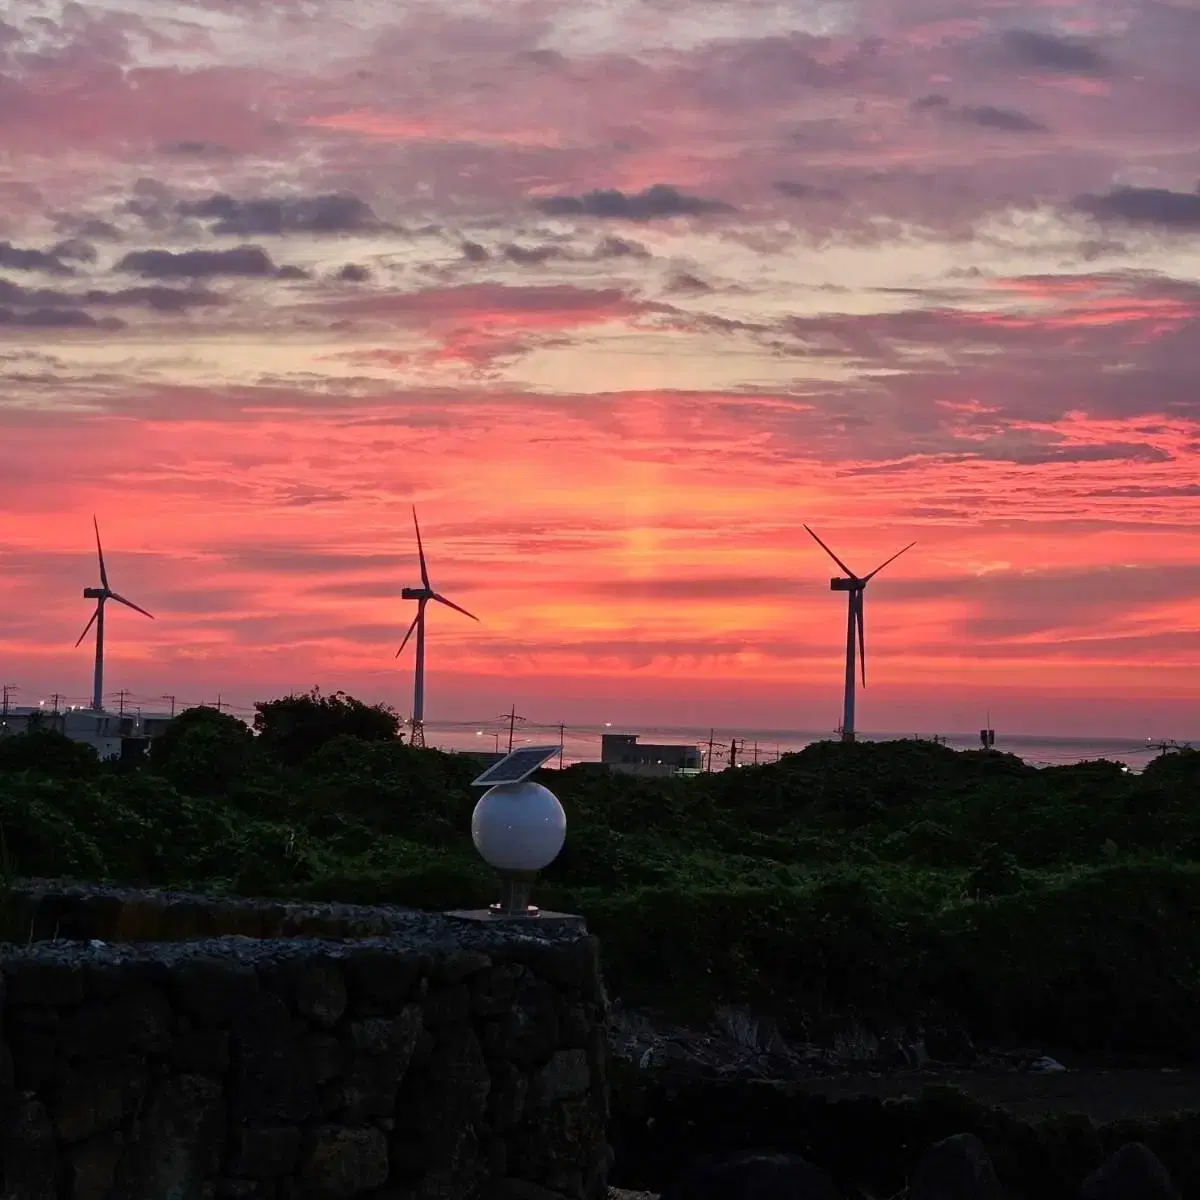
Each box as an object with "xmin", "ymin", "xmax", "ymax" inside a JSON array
[{"xmin": 1, "ymin": 0, "xmax": 1198, "ymax": 739}]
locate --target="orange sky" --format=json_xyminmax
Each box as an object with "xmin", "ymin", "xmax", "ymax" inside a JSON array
[{"xmin": 1, "ymin": 0, "xmax": 1198, "ymax": 737}]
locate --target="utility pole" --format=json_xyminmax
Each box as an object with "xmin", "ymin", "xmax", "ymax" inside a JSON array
[
  {"xmin": 1, "ymin": 684, "xmax": 17, "ymax": 717},
  {"xmin": 752, "ymin": 741, "xmax": 759, "ymax": 765},
  {"xmin": 162, "ymin": 694, "xmax": 176, "ymax": 718},
  {"xmin": 115, "ymin": 689, "xmax": 131, "ymax": 716},
  {"xmin": 215, "ymin": 694, "xmax": 224, "ymax": 714},
  {"xmin": 558, "ymin": 722, "xmax": 566, "ymax": 768},
  {"xmin": 51, "ymin": 694, "xmax": 61, "ymax": 713},
  {"xmin": 499, "ymin": 705, "xmax": 526, "ymax": 754},
  {"xmin": 705, "ymin": 728, "xmax": 715, "ymax": 772},
  {"xmin": 729, "ymin": 739, "xmax": 739, "ymax": 769}
]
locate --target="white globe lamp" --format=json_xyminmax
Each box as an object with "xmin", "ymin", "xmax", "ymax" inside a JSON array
[{"xmin": 471, "ymin": 779, "xmax": 567, "ymax": 917}]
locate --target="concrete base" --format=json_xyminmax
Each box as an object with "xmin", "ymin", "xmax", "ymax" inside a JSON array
[{"xmin": 445, "ymin": 908, "xmax": 585, "ymax": 927}]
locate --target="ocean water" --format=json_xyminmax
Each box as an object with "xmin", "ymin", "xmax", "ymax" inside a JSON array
[{"xmin": 421, "ymin": 721, "xmax": 1191, "ymax": 774}]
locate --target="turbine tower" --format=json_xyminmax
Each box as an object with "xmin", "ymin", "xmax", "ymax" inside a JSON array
[
  {"xmin": 76, "ymin": 516, "xmax": 154, "ymax": 712},
  {"xmin": 804, "ymin": 524, "xmax": 914, "ymax": 743},
  {"xmin": 396, "ymin": 506, "xmax": 479, "ymax": 747}
]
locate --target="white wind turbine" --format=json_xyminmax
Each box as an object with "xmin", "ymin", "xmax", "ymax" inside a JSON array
[
  {"xmin": 396, "ymin": 507, "xmax": 479, "ymax": 747},
  {"xmin": 804, "ymin": 524, "xmax": 914, "ymax": 743},
  {"xmin": 76, "ymin": 516, "xmax": 155, "ymax": 712}
]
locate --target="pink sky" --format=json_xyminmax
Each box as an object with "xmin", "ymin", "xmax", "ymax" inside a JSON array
[{"xmin": 1, "ymin": 0, "xmax": 1198, "ymax": 738}]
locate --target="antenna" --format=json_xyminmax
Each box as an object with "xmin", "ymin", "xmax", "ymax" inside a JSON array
[
  {"xmin": 805, "ymin": 525, "xmax": 913, "ymax": 743},
  {"xmin": 396, "ymin": 506, "xmax": 480, "ymax": 748},
  {"xmin": 77, "ymin": 517, "xmax": 154, "ymax": 712}
]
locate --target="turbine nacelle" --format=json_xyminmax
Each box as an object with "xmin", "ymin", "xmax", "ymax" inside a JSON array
[
  {"xmin": 83, "ymin": 587, "xmax": 106, "ymax": 599},
  {"xmin": 830, "ymin": 578, "xmax": 860, "ymax": 592},
  {"xmin": 401, "ymin": 587, "xmax": 429, "ymax": 601}
]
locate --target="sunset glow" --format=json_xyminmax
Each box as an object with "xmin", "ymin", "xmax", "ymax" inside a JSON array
[{"xmin": 1, "ymin": 0, "xmax": 1198, "ymax": 737}]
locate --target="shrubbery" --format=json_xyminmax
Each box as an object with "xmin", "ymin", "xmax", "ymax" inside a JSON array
[{"xmin": 1, "ymin": 696, "xmax": 1198, "ymax": 1060}]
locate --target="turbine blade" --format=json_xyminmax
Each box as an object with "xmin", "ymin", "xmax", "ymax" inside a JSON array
[
  {"xmin": 863, "ymin": 541, "xmax": 916, "ymax": 582},
  {"xmin": 109, "ymin": 592, "xmax": 155, "ymax": 620},
  {"xmin": 856, "ymin": 593, "xmax": 866, "ymax": 688},
  {"xmin": 412, "ymin": 506, "xmax": 430, "ymax": 589},
  {"xmin": 93, "ymin": 515, "xmax": 109, "ymax": 589},
  {"xmin": 75, "ymin": 606, "xmax": 99, "ymax": 648},
  {"xmin": 395, "ymin": 610, "xmax": 421, "ymax": 657},
  {"xmin": 803, "ymin": 524, "xmax": 858, "ymax": 579},
  {"xmin": 432, "ymin": 592, "xmax": 479, "ymax": 622}
]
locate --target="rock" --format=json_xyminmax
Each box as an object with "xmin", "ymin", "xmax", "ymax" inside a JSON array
[
  {"xmin": 910, "ymin": 1133, "xmax": 1002, "ymax": 1200},
  {"xmin": 416, "ymin": 1024, "xmax": 493, "ymax": 1163},
  {"xmin": 304, "ymin": 1032, "xmax": 347, "ymax": 1084},
  {"xmin": 2, "ymin": 1097, "xmax": 60, "ymax": 1200},
  {"xmin": 171, "ymin": 957, "xmax": 261, "ymax": 1027},
  {"xmin": 532, "ymin": 1050, "xmax": 592, "ymax": 1107},
  {"xmin": 1080, "ymin": 1142, "xmax": 1180, "ymax": 1200},
  {"xmin": 423, "ymin": 984, "xmax": 471, "ymax": 1029},
  {"xmin": 226, "ymin": 1123, "xmax": 302, "ymax": 1178},
  {"xmin": 294, "ymin": 960, "xmax": 348, "ymax": 1028},
  {"xmin": 109, "ymin": 1073, "xmax": 225, "ymax": 1200},
  {"xmin": 433, "ymin": 949, "xmax": 492, "ymax": 985},
  {"xmin": 4, "ymin": 958, "xmax": 87, "ymax": 1006},
  {"xmin": 300, "ymin": 1125, "xmax": 389, "ymax": 1197},
  {"xmin": 228, "ymin": 992, "xmax": 317, "ymax": 1122},
  {"xmin": 488, "ymin": 1061, "xmax": 530, "ymax": 1131},
  {"xmin": 69, "ymin": 1134, "xmax": 123, "ymax": 1200},
  {"xmin": 471, "ymin": 964, "xmax": 525, "ymax": 1017},
  {"xmin": 343, "ymin": 947, "xmax": 428, "ymax": 1015},
  {"xmin": 60, "ymin": 986, "xmax": 174, "ymax": 1058},
  {"xmin": 924, "ymin": 1024, "xmax": 977, "ymax": 1066},
  {"xmin": 171, "ymin": 1028, "xmax": 231, "ymax": 1076},
  {"xmin": 481, "ymin": 973, "xmax": 561, "ymax": 1065},
  {"xmin": 661, "ymin": 1153, "xmax": 839, "ymax": 1200},
  {"xmin": 53, "ymin": 1057, "xmax": 150, "ymax": 1143}
]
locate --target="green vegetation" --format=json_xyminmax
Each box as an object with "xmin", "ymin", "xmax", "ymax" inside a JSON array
[{"xmin": 2, "ymin": 695, "xmax": 1199, "ymax": 1061}]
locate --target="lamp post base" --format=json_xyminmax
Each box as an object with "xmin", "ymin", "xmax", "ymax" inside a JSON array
[{"xmin": 491, "ymin": 869, "xmax": 538, "ymax": 917}]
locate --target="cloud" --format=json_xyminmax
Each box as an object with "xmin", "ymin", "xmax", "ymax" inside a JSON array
[
  {"xmin": 912, "ymin": 94, "xmax": 1047, "ymax": 133},
  {"xmin": 160, "ymin": 140, "xmax": 234, "ymax": 157},
  {"xmin": 461, "ymin": 241, "xmax": 490, "ymax": 263},
  {"xmin": 0, "ymin": 242, "xmax": 73, "ymax": 276},
  {"xmin": 0, "ymin": 277, "xmax": 218, "ymax": 315},
  {"xmin": 1002, "ymin": 29, "xmax": 1112, "ymax": 76},
  {"xmin": 116, "ymin": 246, "xmax": 278, "ymax": 279},
  {"xmin": 533, "ymin": 184, "xmax": 734, "ymax": 221},
  {"xmin": 0, "ymin": 307, "xmax": 107, "ymax": 328},
  {"xmin": 953, "ymin": 105, "xmax": 1048, "ymax": 133},
  {"xmin": 176, "ymin": 192, "xmax": 380, "ymax": 236},
  {"xmin": 774, "ymin": 181, "xmax": 842, "ymax": 201},
  {"xmin": 335, "ymin": 263, "xmax": 371, "ymax": 282},
  {"xmin": 1075, "ymin": 184, "xmax": 1200, "ymax": 230}
]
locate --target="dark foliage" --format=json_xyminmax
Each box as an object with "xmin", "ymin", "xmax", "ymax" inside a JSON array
[{"xmin": 0, "ymin": 708, "xmax": 1198, "ymax": 1061}]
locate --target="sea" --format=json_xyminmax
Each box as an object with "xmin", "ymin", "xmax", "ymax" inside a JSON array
[{"xmin": 420, "ymin": 721, "xmax": 1192, "ymax": 774}]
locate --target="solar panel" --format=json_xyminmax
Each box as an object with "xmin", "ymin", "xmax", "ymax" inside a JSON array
[{"xmin": 471, "ymin": 745, "xmax": 561, "ymax": 788}]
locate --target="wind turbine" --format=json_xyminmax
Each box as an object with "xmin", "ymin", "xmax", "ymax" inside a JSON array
[
  {"xmin": 76, "ymin": 517, "xmax": 154, "ymax": 712},
  {"xmin": 804, "ymin": 525, "xmax": 914, "ymax": 743},
  {"xmin": 396, "ymin": 507, "xmax": 479, "ymax": 747}
]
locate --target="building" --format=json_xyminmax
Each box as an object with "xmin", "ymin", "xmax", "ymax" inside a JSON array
[
  {"xmin": 600, "ymin": 732, "xmax": 702, "ymax": 777},
  {"xmin": 0, "ymin": 705, "xmax": 173, "ymax": 761}
]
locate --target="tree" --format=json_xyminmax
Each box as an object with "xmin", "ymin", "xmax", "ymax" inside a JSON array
[
  {"xmin": 148, "ymin": 705, "xmax": 257, "ymax": 795},
  {"xmin": 253, "ymin": 688, "xmax": 401, "ymax": 767},
  {"xmin": 0, "ymin": 728, "xmax": 98, "ymax": 778}
]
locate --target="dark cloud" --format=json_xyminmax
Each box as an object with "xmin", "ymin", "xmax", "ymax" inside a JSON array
[
  {"xmin": 1002, "ymin": 29, "xmax": 1112, "ymax": 75},
  {"xmin": 503, "ymin": 243, "xmax": 562, "ymax": 266},
  {"xmin": 0, "ymin": 275, "xmax": 220, "ymax": 315},
  {"xmin": 665, "ymin": 272, "xmax": 712, "ymax": 295},
  {"xmin": 0, "ymin": 307, "xmax": 110, "ymax": 328},
  {"xmin": 116, "ymin": 245, "xmax": 277, "ymax": 279},
  {"xmin": 160, "ymin": 140, "xmax": 234, "ymax": 157},
  {"xmin": 0, "ymin": 241, "xmax": 73, "ymax": 275},
  {"xmin": 276, "ymin": 265, "xmax": 310, "ymax": 280},
  {"xmin": 952, "ymin": 105, "xmax": 1048, "ymax": 133},
  {"xmin": 49, "ymin": 239, "xmax": 97, "ymax": 264},
  {"xmin": 1075, "ymin": 184, "xmax": 1200, "ymax": 230},
  {"xmin": 461, "ymin": 241, "xmax": 489, "ymax": 263},
  {"xmin": 533, "ymin": 184, "xmax": 734, "ymax": 222},
  {"xmin": 912, "ymin": 95, "xmax": 1047, "ymax": 133},
  {"xmin": 177, "ymin": 192, "xmax": 380, "ymax": 236},
  {"xmin": 774, "ymin": 180, "xmax": 842, "ymax": 200},
  {"xmin": 593, "ymin": 236, "xmax": 650, "ymax": 259},
  {"xmin": 336, "ymin": 263, "xmax": 371, "ymax": 281}
]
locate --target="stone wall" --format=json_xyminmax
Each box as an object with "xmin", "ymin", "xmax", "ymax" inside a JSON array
[{"xmin": 0, "ymin": 887, "xmax": 611, "ymax": 1200}]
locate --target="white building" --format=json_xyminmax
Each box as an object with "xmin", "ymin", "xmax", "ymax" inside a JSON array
[{"xmin": 0, "ymin": 705, "xmax": 173, "ymax": 761}]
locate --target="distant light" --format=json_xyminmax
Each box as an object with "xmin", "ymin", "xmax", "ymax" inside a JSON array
[
  {"xmin": 476, "ymin": 730, "xmax": 483, "ymax": 736},
  {"xmin": 605, "ymin": 722, "xmax": 612, "ymax": 728}
]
